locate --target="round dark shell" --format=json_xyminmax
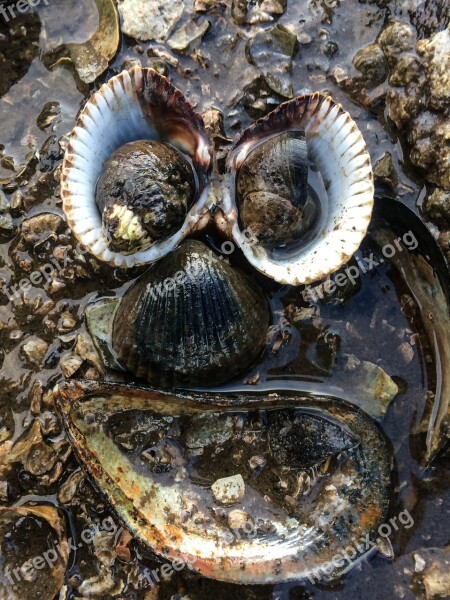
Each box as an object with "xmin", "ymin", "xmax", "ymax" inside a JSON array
[
  {"xmin": 96, "ymin": 140, "xmax": 196, "ymax": 253},
  {"xmin": 112, "ymin": 240, "xmax": 270, "ymax": 387},
  {"xmin": 236, "ymin": 131, "xmax": 316, "ymax": 248}
]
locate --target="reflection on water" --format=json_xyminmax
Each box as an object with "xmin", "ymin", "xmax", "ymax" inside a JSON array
[{"xmin": 0, "ymin": 0, "xmax": 448, "ymax": 598}]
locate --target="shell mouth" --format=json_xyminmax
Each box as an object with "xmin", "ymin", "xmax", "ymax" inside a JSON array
[
  {"xmin": 61, "ymin": 67, "xmax": 212, "ymax": 269},
  {"xmin": 221, "ymin": 93, "xmax": 374, "ymax": 286},
  {"xmin": 54, "ymin": 381, "xmax": 391, "ymax": 586}
]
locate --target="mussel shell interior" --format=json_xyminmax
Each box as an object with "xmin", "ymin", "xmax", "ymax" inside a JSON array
[
  {"xmin": 368, "ymin": 197, "xmax": 450, "ymax": 463},
  {"xmin": 56, "ymin": 381, "xmax": 391, "ymax": 585}
]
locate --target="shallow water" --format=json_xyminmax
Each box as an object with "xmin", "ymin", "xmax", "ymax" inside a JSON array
[{"xmin": 0, "ymin": 0, "xmax": 449, "ymax": 599}]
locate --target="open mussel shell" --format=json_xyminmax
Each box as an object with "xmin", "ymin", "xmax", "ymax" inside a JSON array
[
  {"xmin": 87, "ymin": 240, "xmax": 270, "ymax": 387},
  {"xmin": 55, "ymin": 380, "xmax": 391, "ymax": 585},
  {"xmin": 220, "ymin": 93, "xmax": 374, "ymax": 285},
  {"xmin": 370, "ymin": 197, "xmax": 450, "ymax": 464},
  {"xmin": 61, "ymin": 66, "xmax": 212, "ymax": 268}
]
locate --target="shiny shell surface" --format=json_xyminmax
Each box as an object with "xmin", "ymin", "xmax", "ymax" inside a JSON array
[
  {"xmin": 55, "ymin": 380, "xmax": 392, "ymax": 585},
  {"xmin": 369, "ymin": 197, "xmax": 450, "ymax": 464},
  {"xmin": 61, "ymin": 67, "xmax": 212, "ymax": 268},
  {"xmin": 110, "ymin": 240, "xmax": 270, "ymax": 387}
]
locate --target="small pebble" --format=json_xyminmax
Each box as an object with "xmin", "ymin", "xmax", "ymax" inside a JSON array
[
  {"xmin": 211, "ymin": 474, "xmax": 245, "ymax": 505},
  {"xmin": 414, "ymin": 552, "xmax": 426, "ymax": 573},
  {"xmin": 22, "ymin": 337, "xmax": 49, "ymax": 365}
]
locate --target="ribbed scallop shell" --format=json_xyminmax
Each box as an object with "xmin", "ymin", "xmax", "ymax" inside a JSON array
[
  {"xmin": 61, "ymin": 67, "xmax": 212, "ymax": 268},
  {"xmin": 112, "ymin": 240, "xmax": 270, "ymax": 386},
  {"xmin": 221, "ymin": 92, "xmax": 374, "ymax": 286}
]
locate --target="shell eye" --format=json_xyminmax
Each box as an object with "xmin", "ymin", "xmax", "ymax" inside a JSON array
[
  {"xmin": 223, "ymin": 93, "xmax": 374, "ymax": 286},
  {"xmin": 95, "ymin": 140, "xmax": 197, "ymax": 255},
  {"xmin": 61, "ymin": 67, "xmax": 212, "ymax": 269}
]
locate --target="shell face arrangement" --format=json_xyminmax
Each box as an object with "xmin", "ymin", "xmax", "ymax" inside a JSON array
[
  {"xmin": 56, "ymin": 382, "xmax": 392, "ymax": 586},
  {"xmin": 96, "ymin": 240, "xmax": 270, "ymax": 387},
  {"xmin": 221, "ymin": 93, "xmax": 374, "ymax": 285},
  {"xmin": 57, "ymin": 69, "xmax": 395, "ymax": 588},
  {"xmin": 95, "ymin": 140, "xmax": 196, "ymax": 254},
  {"xmin": 61, "ymin": 67, "xmax": 212, "ymax": 268},
  {"xmin": 236, "ymin": 131, "xmax": 321, "ymax": 248}
]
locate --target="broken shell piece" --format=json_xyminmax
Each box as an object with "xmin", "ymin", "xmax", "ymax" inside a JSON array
[
  {"xmin": 44, "ymin": 0, "xmax": 120, "ymax": 83},
  {"xmin": 248, "ymin": 455, "xmax": 267, "ymax": 471},
  {"xmin": 211, "ymin": 474, "xmax": 245, "ymax": 505},
  {"xmin": 421, "ymin": 546, "xmax": 450, "ymax": 599},
  {"xmin": 344, "ymin": 354, "xmax": 399, "ymax": 419},
  {"xmin": 228, "ymin": 509, "xmax": 252, "ymax": 530}
]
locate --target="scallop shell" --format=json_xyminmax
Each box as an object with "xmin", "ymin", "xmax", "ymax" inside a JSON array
[
  {"xmin": 61, "ymin": 67, "xmax": 212, "ymax": 268},
  {"xmin": 109, "ymin": 240, "xmax": 270, "ymax": 387},
  {"xmin": 55, "ymin": 381, "xmax": 392, "ymax": 585},
  {"xmin": 220, "ymin": 92, "xmax": 374, "ymax": 285}
]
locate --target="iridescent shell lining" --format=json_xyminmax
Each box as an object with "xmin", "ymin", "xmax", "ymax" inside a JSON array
[
  {"xmin": 55, "ymin": 381, "xmax": 391, "ymax": 586},
  {"xmin": 61, "ymin": 67, "xmax": 212, "ymax": 268},
  {"xmin": 222, "ymin": 93, "xmax": 374, "ymax": 285}
]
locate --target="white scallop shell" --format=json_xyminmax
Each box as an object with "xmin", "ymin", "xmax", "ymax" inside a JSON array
[
  {"xmin": 220, "ymin": 93, "xmax": 374, "ymax": 286},
  {"xmin": 61, "ymin": 67, "xmax": 212, "ymax": 268}
]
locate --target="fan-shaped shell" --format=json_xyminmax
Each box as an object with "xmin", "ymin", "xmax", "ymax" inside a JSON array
[
  {"xmin": 220, "ymin": 92, "xmax": 374, "ymax": 285},
  {"xmin": 61, "ymin": 67, "xmax": 212, "ymax": 268},
  {"xmin": 112, "ymin": 240, "xmax": 270, "ymax": 386}
]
